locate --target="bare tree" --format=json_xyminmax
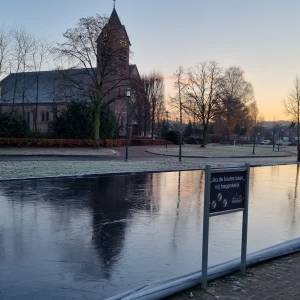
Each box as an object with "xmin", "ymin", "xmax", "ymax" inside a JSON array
[
  {"xmin": 285, "ymin": 76, "xmax": 300, "ymax": 161},
  {"xmin": 0, "ymin": 29, "xmax": 10, "ymax": 80},
  {"xmin": 131, "ymin": 75, "xmax": 150, "ymax": 136},
  {"xmin": 11, "ymin": 32, "xmax": 23, "ymax": 110},
  {"xmin": 142, "ymin": 72, "xmax": 164, "ymax": 139},
  {"xmin": 31, "ymin": 40, "xmax": 51, "ymax": 131},
  {"xmin": 171, "ymin": 66, "xmax": 185, "ymax": 161},
  {"xmin": 19, "ymin": 30, "xmax": 34, "ymax": 119},
  {"xmin": 10, "ymin": 29, "xmax": 35, "ymax": 116},
  {"xmin": 156, "ymin": 97, "xmax": 166, "ymax": 130},
  {"xmin": 217, "ymin": 66, "xmax": 254, "ymax": 141},
  {"xmin": 56, "ymin": 15, "xmax": 130, "ymax": 142},
  {"xmin": 183, "ymin": 62, "xmax": 222, "ymax": 147}
]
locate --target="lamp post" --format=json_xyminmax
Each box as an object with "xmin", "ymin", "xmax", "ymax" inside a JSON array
[
  {"xmin": 277, "ymin": 126, "xmax": 281, "ymax": 152},
  {"xmin": 165, "ymin": 110, "xmax": 170, "ymax": 148},
  {"xmin": 165, "ymin": 110, "xmax": 169, "ymax": 124},
  {"xmin": 125, "ymin": 88, "xmax": 131, "ymax": 161}
]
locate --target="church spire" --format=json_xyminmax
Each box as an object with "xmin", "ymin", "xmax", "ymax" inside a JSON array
[
  {"xmin": 96, "ymin": 1, "xmax": 131, "ymax": 46},
  {"xmin": 108, "ymin": 3, "xmax": 122, "ymax": 27}
]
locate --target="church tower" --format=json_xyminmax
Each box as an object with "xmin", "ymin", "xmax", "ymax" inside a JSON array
[
  {"xmin": 96, "ymin": 5, "xmax": 132, "ymax": 136},
  {"xmin": 95, "ymin": 4, "xmax": 147, "ymax": 137},
  {"xmin": 96, "ymin": 6, "xmax": 131, "ymax": 83}
]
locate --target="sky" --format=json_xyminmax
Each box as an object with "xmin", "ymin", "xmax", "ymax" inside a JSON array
[{"xmin": 1, "ymin": 0, "xmax": 300, "ymax": 120}]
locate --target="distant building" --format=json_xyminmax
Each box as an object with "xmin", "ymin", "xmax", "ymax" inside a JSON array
[{"xmin": 0, "ymin": 7, "xmax": 148, "ymax": 136}]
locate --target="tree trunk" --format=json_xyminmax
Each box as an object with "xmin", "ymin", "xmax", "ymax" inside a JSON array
[
  {"xmin": 272, "ymin": 128, "xmax": 275, "ymax": 151},
  {"xmin": 34, "ymin": 75, "xmax": 39, "ymax": 132},
  {"xmin": 252, "ymin": 127, "xmax": 256, "ymax": 155},
  {"xmin": 201, "ymin": 123, "xmax": 208, "ymax": 148},
  {"xmin": 143, "ymin": 116, "xmax": 147, "ymax": 137},
  {"xmin": 94, "ymin": 101, "xmax": 101, "ymax": 147},
  {"xmin": 151, "ymin": 108, "xmax": 155, "ymax": 139},
  {"xmin": 22, "ymin": 70, "xmax": 26, "ymax": 121},
  {"xmin": 297, "ymin": 100, "xmax": 300, "ymax": 162},
  {"xmin": 12, "ymin": 69, "xmax": 20, "ymax": 113},
  {"xmin": 179, "ymin": 98, "xmax": 183, "ymax": 162}
]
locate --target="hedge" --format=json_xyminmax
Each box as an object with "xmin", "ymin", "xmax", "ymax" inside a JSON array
[{"xmin": 0, "ymin": 138, "xmax": 170, "ymax": 148}]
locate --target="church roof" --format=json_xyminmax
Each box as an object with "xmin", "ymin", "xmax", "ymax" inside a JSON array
[
  {"xmin": 0, "ymin": 65, "xmax": 140, "ymax": 104},
  {"xmin": 129, "ymin": 65, "xmax": 141, "ymax": 79},
  {"xmin": 0, "ymin": 69, "xmax": 94, "ymax": 104}
]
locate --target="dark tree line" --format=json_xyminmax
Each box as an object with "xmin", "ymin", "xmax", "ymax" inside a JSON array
[{"xmin": 51, "ymin": 102, "xmax": 117, "ymax": 139}]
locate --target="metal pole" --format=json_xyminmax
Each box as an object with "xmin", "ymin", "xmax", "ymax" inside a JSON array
[
  {"xmin": 179, "ymin": 93, "xmax": 183, "ymax": 162},
  {"xmin": 297, "ymin": 93, "xmax": 300, "ymax": 162},
  {"xmin": 179, "ymin": 131, "xmax": 182, "ymax": 162},
  {"xmin": 125, "ymin": 96, "xmax": 129, "ymax": 161},
  {"xmin": 272, "ymin": 129, "xmax": 275, "ymax": 152},
  {"xmin": 278, "ymin": 128, "xmax": 280, "ymax": 152},
  {"xmin": 166, "ymin": 111, "xmax": 169, "ymax": 149},
  {"xmin": 252, "ymin": 126, "xmax": 256, "ymax": 155},
  {"xmin": 241, "ymin": 164, "xmax": 250, "ymax": 273},
  {"xmin": 202, "ymin": 165, "xmax": 211, "ymax": 289}
]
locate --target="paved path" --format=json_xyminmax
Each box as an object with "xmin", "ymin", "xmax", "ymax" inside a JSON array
[
  {"xmin": 0, "ymin": 145, "xmax": 298, "ymax": 180},
  {"xmin": 0, "ymin": 146, "xmax": 160, "ymax": 161},
  {"xmin": 168, "ymin": 252, "xmax": 300, "ymax": 300},
  {"xmin": 148, "ymin": 144, "xmax": 294, "ymax": 158},
  {"xmin": 0, "ymin": 147, "xmax": 118, "ymax": 157},
  {"xmin": 0, "ymin": 145, "xmax": 294, "ymax": 160}
]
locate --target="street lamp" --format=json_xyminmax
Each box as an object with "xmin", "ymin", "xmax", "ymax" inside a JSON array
[
  {"xmin": 165, "ymin": 110, "xmax": 169, "ymax": 124},
  {"xmin": 125, "ymin": 88, "xmax": 131, "ymax": 161},
  {"xmin": 165, "ymin": 110, "xmax": 170, "ymax": 149}
]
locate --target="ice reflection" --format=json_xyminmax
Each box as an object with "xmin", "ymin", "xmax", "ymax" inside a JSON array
[
  {"xmin": 0, "ymin": 165, "xmax": 299, "ymax": 298},
  {"xmin": 287, "ymin": 164, "xmax": 300, "ymax": 233},
  {"xmin": 0, "ymin": 175, "xmax": 157, "ymax": 299}
]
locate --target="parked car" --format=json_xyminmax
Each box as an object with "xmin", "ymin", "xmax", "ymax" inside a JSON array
[
  {"xmin": 277, "ymin": 139, "xmax": 291, "ymax": 146},
  {"xmin": 260, "ymin": 139, "xmax": 272, "ymax": 145}
]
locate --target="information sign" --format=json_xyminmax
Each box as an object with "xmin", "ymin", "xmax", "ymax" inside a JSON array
[
  {"xmin": 210, "ymin": 171, "xmax": 247, "ymax": 215},
  {"xmin": 201, "ymin": 165, "xmax": 250, "ymax": 290}
]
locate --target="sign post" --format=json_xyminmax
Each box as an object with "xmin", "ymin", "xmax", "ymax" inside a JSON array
[
  {"xmin": 241, "ymin": 165, "xmax": 250, "ymax": 273},
  {"xmin": 202, "ymin": 164, "xmax": 250, "ymax": 289},
  {"xmin": 201, "ymin": 165, "xmax": 211, "ymax": 290}
]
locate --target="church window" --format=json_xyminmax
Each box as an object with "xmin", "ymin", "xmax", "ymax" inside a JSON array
[{"xmin": 120, "ymin": 39, "xmax": 127, "ymax": 48}]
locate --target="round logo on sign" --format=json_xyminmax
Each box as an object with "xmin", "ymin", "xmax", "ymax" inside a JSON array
[
  {"xmin": 217, "ymin": 193, "xmax": 223, "ymax": 202},
  {"xmin": 211, "ymin": 200, "xmax": 217, "ymax": 210}
]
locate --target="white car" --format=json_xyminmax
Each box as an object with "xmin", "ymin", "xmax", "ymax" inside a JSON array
[
  {"xmin": 261, "ymin": 140, "xmax": 271, "ymax": 145},
  {"xmin": 278, "ymin": 140, "xmax": 291, "ymax": 146}
]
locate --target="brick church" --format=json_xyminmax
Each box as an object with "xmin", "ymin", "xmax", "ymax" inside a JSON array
[{"xmin": 0, "ymin": 6, "xmax": 148, "ymax": 136}]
